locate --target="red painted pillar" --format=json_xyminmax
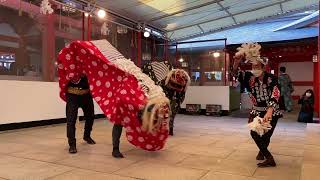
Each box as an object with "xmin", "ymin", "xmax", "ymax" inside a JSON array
[
  {"xmin": 152, "ymin": 38, "xmax": 156, "ymax": 61},
  {"xmin": 82, "ymin": 13, "xmax": 85, "ymax": 40},
  {"xmin": 274, "ymin": 61, "xmax": 279, "ymax": 76},
  {"xmin": 314, "ymin": 60, "xmax": 319, "ymax": 117},
  {"xmin": 137, "ymin": 31, "xmax": 141, "ymax": 67},
  {"xmin": 131, "ymin": 30, "xmax": 135, "ymax": 64},
  {"xmin": 315, "ymin": 2, "xmax": 320, "ymax": 118},
  {"xmin": 42, "ymin": 14, "xmax": 55, "ymax": 81},
  {"xmin": 316, "ymin": 4, "xmax": 320, "ymax": 118},
  {"xmin": 87, "ymin": 15, "xmax": 91, "ymax": 41},
  {"xmin": 224, "ymin": 39, "xmax": 227, "ymax": 86}
]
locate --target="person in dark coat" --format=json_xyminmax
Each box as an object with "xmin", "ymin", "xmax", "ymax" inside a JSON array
[{"xmin": 298, "ymin": 89, "xmax": 314, "ymax": 123}]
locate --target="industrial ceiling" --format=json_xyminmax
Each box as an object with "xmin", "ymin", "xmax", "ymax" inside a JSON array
[{"xmin": 86, "ymin": 0, "xmax": 318, "ymax": 41}]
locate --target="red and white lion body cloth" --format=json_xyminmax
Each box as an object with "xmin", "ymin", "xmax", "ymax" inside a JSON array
[{"xmin": 57, "ymin": 39, "xmax": 170, "ymax": 151}]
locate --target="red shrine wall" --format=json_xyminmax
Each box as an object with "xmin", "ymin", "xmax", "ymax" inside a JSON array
[
  {"xmin": 0, "ymin": 0, "xmax": 165, "ymax": 82},
  {"xmin": 0, "ymin": 1, "xmax": 166, "ymax": 125}
]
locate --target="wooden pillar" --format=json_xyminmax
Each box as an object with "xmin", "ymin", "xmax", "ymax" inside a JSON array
[{"xmin": 41, "ymin": 14, "xmax": 55, "ymax": 81}]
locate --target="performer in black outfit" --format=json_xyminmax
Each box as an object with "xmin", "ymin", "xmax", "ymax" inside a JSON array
[
  {"xmin": 232, "ymin": 47, "xmax": 282, "ymax": 168},
  {"xmin": 162, "ymin": 85, "xmax": 185, "ymax": 135},
  {"xmin": 66, "ymin": 76, "xmax": 96, "ymax": 153},
  {"xmin": 142, "ymin": 61, "xmax": 189, "ymax": 136},
  {"xmin": 112, "ymin": 124, "xmax": 124, "ymax": 158},
  {"xmin": 298, "ymin": 89, "xmax": 314, "ymax": 123}
]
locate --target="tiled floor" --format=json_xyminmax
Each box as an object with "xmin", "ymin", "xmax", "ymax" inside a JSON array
[{"xmin": 0, "ymin": 113, "xmax": 317, "ymax": 180}]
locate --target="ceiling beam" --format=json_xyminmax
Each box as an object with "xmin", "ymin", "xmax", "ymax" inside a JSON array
[
  {"xmin": 197, "ymin": 25, "xmax": 204, "ymax": 33},
  {"xmin": 148, "ymin": 0, "xmax": 223, "ymax": 22},
  {"xmin": 216, "ymin": 1, "xmax": 237, "ymax": 24},
  {"xmin": 76, "ymin": 0, "xmax": 166, "ymax": 33},
  {"xmin": 167, "ymin": 0, "xmax": 293, "ymax": 32},
  {"xmin": 279, "ymin": 3, "xmax": 284, "ymax": 13}
]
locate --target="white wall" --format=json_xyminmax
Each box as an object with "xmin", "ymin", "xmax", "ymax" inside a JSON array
[
  {"xmin": 0, "ymin": 81, "xmax": 232, "ymax": 124},
  {"xmin": 279, "ymin": 62, "xmax": 313, "ymax": 96},
  {"xmin": 181, "ymin": 86, "xmax": 230, "ymax": 110},
  {"xmin": 280, "ymin": 62, "xmax": 313, "ymax": 81},
  {"xmin": 0, "ymin": 80, "xmax": 103, "ymax": 125}
]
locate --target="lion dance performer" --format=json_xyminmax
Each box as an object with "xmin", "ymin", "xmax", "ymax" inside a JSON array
[
  {"xmin": 232, "ymin": 42, "xmax": 282, "ymax": 167},
  {"xmin": 143, "ymin": 61, "xmax": 190, "ymax": 135},
  {"xmin": 57, "ymin": 39, "xmax": 170, "ymax": 158}
]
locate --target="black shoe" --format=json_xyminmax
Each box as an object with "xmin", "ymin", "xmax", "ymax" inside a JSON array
[
  {"xmin": 257, "ymin": 156, "xmax": 276, "ymax": 167},
  {"xmin": 256, "ymin": 151, "xmax": 265, "ymax": 160},
  {"xmin": 83, "ymin": 136, "xmax": 96, "ymax": 144},
  {"xmin": 112, "ymin": 148, "xmax": 124, "ymax": 158},
  {"xmin": 169, "ymin": 127, "xmax": 173, "ymax": 136},
  {"xmin": 69, "ymin": 145, "xmax": 77, "ymax": 154}
]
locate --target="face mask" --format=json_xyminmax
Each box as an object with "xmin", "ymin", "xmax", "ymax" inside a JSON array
[
  {"xmin": 306, "ymin": 93, "xmax": 312, "ymax": 97},
  {"xmin": 251, "ymin": 69, "xmax": 263, "ymax": 77}
]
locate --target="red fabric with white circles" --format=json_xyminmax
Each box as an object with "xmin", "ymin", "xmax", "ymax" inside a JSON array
[{"xmin": 57, "ymin": 41, "xmax": 168, "ymax": 151}]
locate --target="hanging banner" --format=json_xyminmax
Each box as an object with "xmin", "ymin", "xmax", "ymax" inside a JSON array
[{"xmin": 313, "ymin": 55, "xmax": 318, "ymax": 62}]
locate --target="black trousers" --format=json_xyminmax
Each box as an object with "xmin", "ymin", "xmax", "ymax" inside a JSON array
[
  {"xmin": 169, "ymin": 102, "xmax": 180, "ymax": 129},
  {"xmin": 112, "ymin": 124, "xmax": 123, "ymax": 149},
  {"xmin": 66, "ymin": 93, "xmax": 94, "ymax": 145},
  {"xmin": 250, "ymin": 117, "xmax": 278, "ymax": 158}
]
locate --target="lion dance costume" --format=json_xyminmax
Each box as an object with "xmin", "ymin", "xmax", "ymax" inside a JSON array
[
  {"xmin": 57, "ymin": 39, "xmax": 170, "ymax": 151},
  {"xmin": 143, "ymin": 61, "xmax": 190, "ymax": 135}
]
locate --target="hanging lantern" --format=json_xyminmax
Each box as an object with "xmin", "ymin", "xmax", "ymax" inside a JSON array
[
  {"xmin": 101, "ymin": 22, "xmax": 110, "ymax": 36},
  {"xmin": 28, "ymin": 1, "xmax": 35, "ymax": 19},
  {"xmin": 40, "ymin": 0, "xmax": 54, "ymax": 15},
  {"xmin": 142, "ymin": 53, "xmax": 151, "ymax": 61},
  {"xmin": 117, "ymin": 26, "xmax": 128, "ymax": 34},
  {"xmin": 62, "ymin": 1, "xmax": 76, "ymax": 13},
  {"xmin": 59, "ymin": 4, "xmax": 62, "ymax": 29},
  {"xmin": 18, "ymin": 0, "xmax": 22, "ymax": 16}
]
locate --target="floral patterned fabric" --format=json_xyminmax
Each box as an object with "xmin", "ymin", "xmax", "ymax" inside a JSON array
[
  {"xmin": 57, "ymin": 40, "xmax": 169, "ymax": 151},
  {"xmin": 244, "ymin": 72, "xmax": 282, "ymax": 118}
]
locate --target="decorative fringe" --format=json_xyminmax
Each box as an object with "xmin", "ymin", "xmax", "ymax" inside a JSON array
[
  {"xmin": 114, "ymin": 58, "xmax": 170, "ymax": 132},
  {"xmin": 40, "ymin": 0, "xmax": 54, "ymax": 15},
  {"xmin": 91, "ymin": 39, "xmax": 170, "ymax": 132},
  {"xmin": 76, "ymin": 116, "xmax": 82, "ymax": 130},
  {"xmin": 142, "ymin": 97, "xmax": 170, "ymax": 133},
  {"xmin": 113, "ymin": 58, "xmax": 167, "ymax": 100},
  {"xmin": 248, "ymin": 116, "xmax": 272, "ymax": 136},
  {"xmin": 235, "ymin": 42, "xmax": 268, "ymax": 65}
]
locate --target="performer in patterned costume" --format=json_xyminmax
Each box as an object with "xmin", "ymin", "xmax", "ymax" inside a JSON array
[
  {"xmin": 143, "ymin": 62, "xmax": 190, "ymax": 135},
  {"xmin": 232, "ymin": 43, "xmax": 282, "ymax": 168},
  {"xmin": 57, "ymin": 39, "xmax": 170, "ymax": 158}
]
